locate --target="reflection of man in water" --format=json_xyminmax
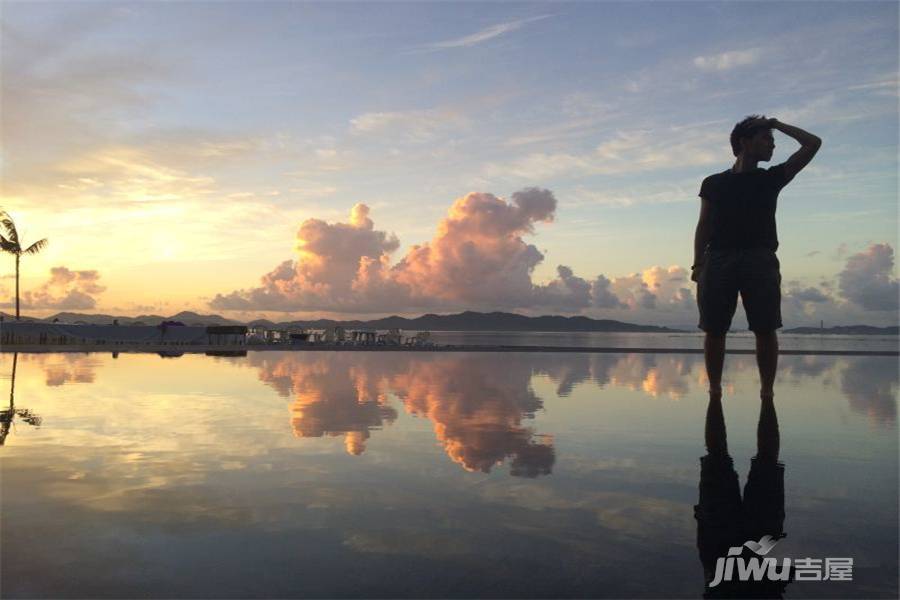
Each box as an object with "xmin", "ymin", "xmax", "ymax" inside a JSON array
[
  {"xmin": 692, "ymin": 117, "xmax": 821, "ymax": 398},
  {"xmin": 695, "ymin": 392, "xmax": 789, "ymax": 598}
]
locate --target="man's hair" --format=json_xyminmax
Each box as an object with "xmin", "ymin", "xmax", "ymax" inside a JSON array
[{"xmin": 730, "ymin": 114, "xmax": 769, "ymax": 157}]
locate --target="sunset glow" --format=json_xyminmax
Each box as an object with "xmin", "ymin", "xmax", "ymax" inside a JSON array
[{"xmin": 1, "ymin": 2, "xmax": 897, "ymax": 327}]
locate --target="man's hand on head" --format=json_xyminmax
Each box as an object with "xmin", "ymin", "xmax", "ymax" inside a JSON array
[{"xmin": 749, "ymin": 116, "xmax": 778, "ymax": 129}]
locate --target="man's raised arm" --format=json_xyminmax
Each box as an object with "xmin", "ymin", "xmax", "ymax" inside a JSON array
[{"xmin": 770, "ymin": 118, "xmax": 822, "ymax": 182}]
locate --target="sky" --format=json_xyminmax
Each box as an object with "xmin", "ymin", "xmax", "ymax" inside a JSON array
[{"xmin": 1, "ymin": 1, "xmax": 897, "ymax": 326}]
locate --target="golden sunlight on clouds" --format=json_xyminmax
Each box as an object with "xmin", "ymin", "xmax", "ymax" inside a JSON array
[
  {"xmin": 212, "ymin": 188, "xmax": 620, "ymax": 314},
  {"xmin": 0, "ymin": 266, "xmax": 107, "ymax": 312},
  {"xmin": 54, "ymin": 147, "xmax": 215, "ymax": 205}
]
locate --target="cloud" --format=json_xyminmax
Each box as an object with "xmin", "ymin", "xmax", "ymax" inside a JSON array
[
  {"xmin": 567, "ymin": 180, "xmax": 695, "ymax": 208},
  {"xmin": 421, "ymin": 15, "xmax": 552, "ymax": 50},
  {"xmin": 781, "ymin": 283, "xmax": 838, "ymax": 323},
  {"xmin": 533, "ymin": 266, "xmax": 593, "ymax": 310},
  {"xmin": 544, "ymin": 265, "xmax": 700, "ymax": 324},
  {"xmin": 609, "ymin": 273, "xmax": 656, "ymax": 311},
  {"xmin": 1, "ymin": 13, "xmax": 183, "ymax": 198},
  {"xmin": 484, "ymin": 126, "xmax": 722, "ymax": 181},
  {"xmin": 693, "ymin": 48, "xmax": 762, "ymax": 72},
  {"xmin": 213, "ymin": 188, "xmax": 578, "ymax": 313},
  {"xmin": 786, "ymin": 285, "xmax": 831, "ymax": 303},
  {"xmin": 838, "ymin": 243, "xmax": 899, "ymax": 311},
  {"xmin": 392, "ymin": 188, "xmax": 556, "ymax": 307},
  {"xmin": 641, "ymin": 265, "xmax": 694, "ymax": 309},
  {"xmin": 591, "ymin": 275, "xmax": 625, "ymax": 309},
  {"xmin": 211, "ymin": 203, "xmax": 401, "ymax": 312},
  {"xmin": 5, "ymin": 266, "xmax": 107, "ymax": 310},
  {"xmin": 53, "ymin": 146, "xmax": 216, "ymax": 204},
  {"xmin": 349, "ymin": 108, "xmax": 467, "ymax": 142}
]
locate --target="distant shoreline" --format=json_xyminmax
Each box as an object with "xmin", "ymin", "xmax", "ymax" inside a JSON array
[{"xmin": 1, "ymin": 344, "xmax": 896, "ymax": 357}]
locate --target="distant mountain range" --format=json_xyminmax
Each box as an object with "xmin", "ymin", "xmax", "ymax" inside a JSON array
[
  {"xmin": 1, "ymin": 310, "xmax": 896, "ymax": 335},
  {"xmin": 3, "ymin": 310, "xmax": 678, "ymax": 333}
]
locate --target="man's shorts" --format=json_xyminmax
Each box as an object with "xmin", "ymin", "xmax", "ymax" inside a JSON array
[{"xmin": 697, "ymin": 247, "xmax": 782, "ymax": 335}]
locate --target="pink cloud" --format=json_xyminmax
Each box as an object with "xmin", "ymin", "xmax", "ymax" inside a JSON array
[
  {"xmin": 1, "ymin": 266, "xmax": 107, "ymax": 310},
  {"xmin": 212, "ymin": 188, "xmax": 605, "ymax": 313}
]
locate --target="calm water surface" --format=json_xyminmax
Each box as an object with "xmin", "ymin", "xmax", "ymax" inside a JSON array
[
  {"xmin": 427, "ymin": 330, "xmax": 900, "ymax": 352},
  {"xmin": 1, "ymin": 351, "xmax": 897, "ymax": 598}
]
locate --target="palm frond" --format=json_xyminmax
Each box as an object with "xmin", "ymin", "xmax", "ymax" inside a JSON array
[
  {"xmin": 0, "ymin": 234, "xmax": 18, "ymax": 254},
  {"xmin": 22, "ymin": 238, "xmax": 48, "ymax": 255},
  {"xmin": 0, "ymin": 216, "xmax": 18, "ymax": 245}
]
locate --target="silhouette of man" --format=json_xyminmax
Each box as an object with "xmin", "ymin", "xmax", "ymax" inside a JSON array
[{"xmin": 692, "ymin": 117, "xmax": 821, "ymax": 398}]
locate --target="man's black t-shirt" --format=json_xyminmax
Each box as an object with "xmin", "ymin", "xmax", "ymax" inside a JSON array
[{"xmin": 699, "ymin": 164, "xmax": 793, "ymax": 251}]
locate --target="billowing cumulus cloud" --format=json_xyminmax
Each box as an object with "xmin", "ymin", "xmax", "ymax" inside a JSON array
[
  {"xmin": 529, "ymin": 265, "xmax": 591, "ymax": 310},
  {"xmin": 213, "ymin": 188, "xmax": 599, "ymax": 313},
  {"xmin": 838, "ymin": 243, "xmax": 899, "ymax": 311},
  {"xmin": 210, "ymin": 203, "xmax": 401, "ymax": 312},
  {"xmin": 388, "ymin": 188, "xmax": 556, "ymax": 307},
  {"xmin": 610, "ymin": 273, "xmax": 657, "ymax": 310},
  {"xmin": 781, "ymin": 282, "xmax": 839, "ymax": 323},
  {"xmin": 3, "ymin": 266, "xmax": 107, "ymax": 310},
  {"xmin": 591, "ymin": 274, "xmax": 626, "ymax": 309},
  {"xmin": 640, "ymin": 265, "xmax": 695, "ymax": 310}
]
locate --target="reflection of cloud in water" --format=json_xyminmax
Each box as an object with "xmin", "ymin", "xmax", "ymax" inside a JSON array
[
  {"xmin": 389, "ymin": 355, "xmax": 554, "ymax": 476},
  {"xmin": 20, "ymin": 353, "xmax": 100, "ymax": 387},
  {"xmin": 533, "ymin": 354, "xmax": 699, "ymax": 400},
  {"xmin": 840, "ymin": 357, "xmax": 898, "ymax": 426},
  {"xmin": 251, "ymin": 354, "xmax": 397, "ymax": 455},
  {"xmin": 248, "ymin": 353, "xmax": 554, "ymax": 476},
  {"xmin": 779, "ymin": 355, "xmax": 835, "ymax": 379}
]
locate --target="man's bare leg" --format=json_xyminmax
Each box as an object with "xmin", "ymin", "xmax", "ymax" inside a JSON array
[
  {"xmin": 754, "ymin": 330, "xmax": 778, "ymax": 397},
  {"xmin": 704, "ymin": 333, "xmax": 726, "ymax": 394}
]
